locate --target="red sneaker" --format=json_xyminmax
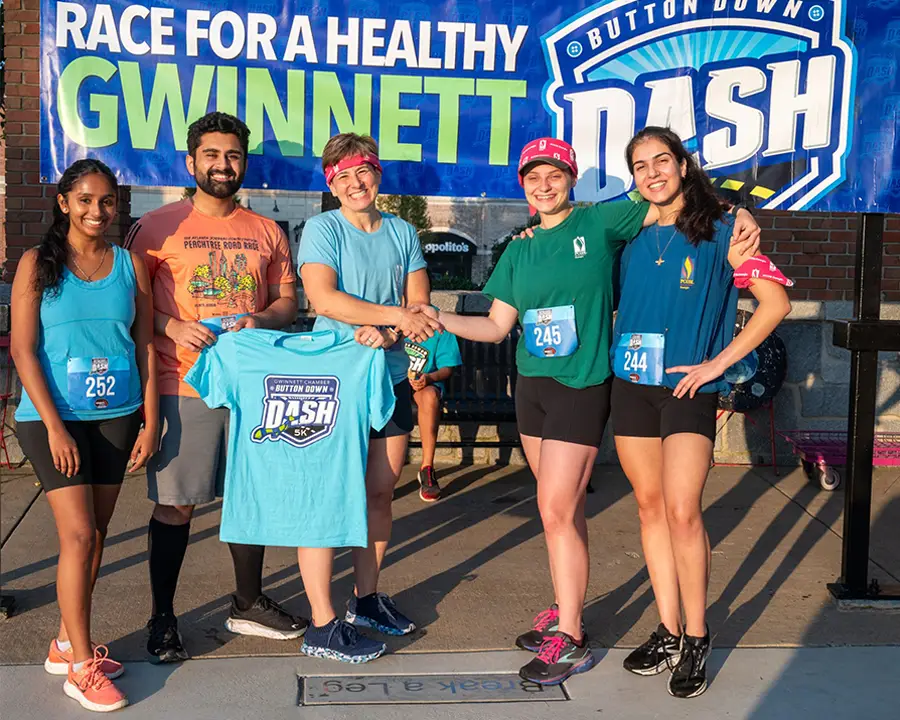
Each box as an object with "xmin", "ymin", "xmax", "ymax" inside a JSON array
[
  {"xmin": 64, "ymin": 646, "xmax": 128, "ymax": 712},
  {"xmin": 45, "ymin": 639, "xmax": 124, "ymax": 679},
  {"xmin": 417, "ymin": 466, "xmax": 441, "ymax": 502}
]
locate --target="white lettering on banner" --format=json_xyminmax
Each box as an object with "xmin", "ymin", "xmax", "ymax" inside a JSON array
[
  {"xmin": 209, "ymin": 11, "xmax": 245, "ymax": 61},
  {"xmin": 186, "ymin": 10, "xmax": 210, "ymax": 58},
  {"xmin": 423, "ymin": 241, "xmax": 471, "ymax": 253},
  {"xmin": 120, "ymin": 5, "xmax": 150, "ymax": 56},
  {"xmin": 644, "ymin": 76, "xmax": 697, "ymax": 151},
  {"xmin": 543, "ymin": 0, "xmax": 855, "ymax": 211},
  {"xmin": 361, "ymin": 18, "xmax": 388, "ymax": 67},
  {"xmin": 56, "ymin": 2, "xmax": 88, "ymax": 49},
  {"xmin": 86, "ymin": 5, "xmax": 120, "ymax": 53},
  {"xmin": 385, "ymin": 21, "xmax": 418, "ymax": 69},
  {"xmin": 247, "ymin": 13, "xmax": 278, "ymax": 62},
  {"xmin": 703, "ymin": 67, "xmax": 767, "ymax": 171},
  {"xmin": 150, "ymin": 7, "xmax": 175, "ymax": 56},
  {"xmin": 326, "ymin": 16, "xmax": 360, "ymax": 65},
  {"xmin": 437, "ymin": 22, "xmax": 466, "ymax": 71},
  {"xmin": 283, "ymin": 16, "xmax": 318, "ymax": 64},
  {"xmin": 496, "ymin": 25, "xmax": 529, "ymax": 73},
  {"xmin": 764, "ymin": 56, "xmax": 837, "ymax": 156},
  {"xmin": 565, "ymin": 59, "xmax": 839, "ymax": 200},
  {"xmin": 50, "ymin": 5, "xmax": 527, "ymax": 71}
]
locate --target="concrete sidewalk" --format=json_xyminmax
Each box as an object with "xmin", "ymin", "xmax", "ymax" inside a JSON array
[
  {"xmin": 2, "ymin": 462, "xmax": 899, "ymax": 717},
  {"xmin": 2, "ymin": 647, "xmax": 897, "ymax": 719}
]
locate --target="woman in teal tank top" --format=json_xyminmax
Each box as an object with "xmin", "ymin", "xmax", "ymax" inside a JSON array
[{"xmin": 10, "ymin": 159, "xmax": 158, "ymax": 711}]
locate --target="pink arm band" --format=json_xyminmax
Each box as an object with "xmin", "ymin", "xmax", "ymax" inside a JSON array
[{"xmin": 733, "ymin": 255, "xmax": 794, "ymax": 289}]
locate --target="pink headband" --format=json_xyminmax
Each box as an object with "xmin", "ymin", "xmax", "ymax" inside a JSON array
[
  {"xmin": 324, "ymin": 153, "xmax": 383, "ymax": 185},
  {"xmin": 518, "ymin": 137, "xmax": 578, "ymax": 186}
]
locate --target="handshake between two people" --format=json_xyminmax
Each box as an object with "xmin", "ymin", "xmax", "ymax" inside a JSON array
[{"xmin": 353, "ymin": 304, "xmax": 444, "ymax": 349}]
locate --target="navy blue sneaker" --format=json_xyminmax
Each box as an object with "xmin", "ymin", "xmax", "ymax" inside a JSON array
[
  {"xmin": 300, "ymin": 619, "xmax": 386, "ymax": 664},
  {"xmin": 346, "ymin": 592, "xmax": 416, "ymax": 636}
]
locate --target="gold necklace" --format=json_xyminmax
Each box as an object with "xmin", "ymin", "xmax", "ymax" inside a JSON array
[
  {"xmin": 70, "ymin": 243, "xmax": 109, "ymax": 281},
  {"xmin": 655, "ymin": 226, "xmax": 677, "ymax": 266}
]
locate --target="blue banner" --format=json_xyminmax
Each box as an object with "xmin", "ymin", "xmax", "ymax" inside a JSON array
[{"xmin": 40, "ymin": 0, "xmax": 900, "ymax": 211}]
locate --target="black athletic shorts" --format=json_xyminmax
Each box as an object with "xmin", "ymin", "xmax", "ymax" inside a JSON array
[
  {"xmin": 611, "ymin": 377, "xmax": 718, "ymax": 442},
  {"xmin": 16, "ymin": 411, "xmax": 143, "ymax": 493},
  {"xmin": 515, "ymin": 375, "xmax": 612, "ymax": 447},
  {"xmin": 370, "ymin": 380, "xmax": 415, "ymax": 439}
]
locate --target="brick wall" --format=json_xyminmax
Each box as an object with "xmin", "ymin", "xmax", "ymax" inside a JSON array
[
  {"xmin": 755, "ymin": 211, "xmax": 900, "ymax": 302},
  {"xmin": 1, "ymin": 0, "xmax": 131, "ymax": 282}
]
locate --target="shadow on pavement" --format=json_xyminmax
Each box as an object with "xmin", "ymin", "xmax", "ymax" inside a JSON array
[{"xmin": 744, "ymin": 496, "xmax": 900, "ymax": 719}]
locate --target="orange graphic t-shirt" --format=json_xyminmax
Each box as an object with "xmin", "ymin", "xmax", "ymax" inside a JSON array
[{"xmin": 126, "ymin": 200, "xmax": 295, "ymax": 397}]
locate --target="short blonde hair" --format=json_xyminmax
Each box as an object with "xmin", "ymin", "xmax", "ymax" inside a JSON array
[{"xmin": 321, "ymin": 133, "xmax": 379, "ymax": 173}]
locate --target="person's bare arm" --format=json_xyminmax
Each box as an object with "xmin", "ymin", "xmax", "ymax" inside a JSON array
[
  {"xmin": 301, "ymin": 262, "xmax": 441, "ymax": 341},
  {"xmin": 232, "ymin": 282, "xmax": 298, "ymax": 331},
  {"xmin": 9, "ymin": 250, "xmax": 81, "ymax": 477},
  {"xmin": 425, "ymin": 366, "xmax": 454, "ymax": 384},
  {"xmin": 413, "ymin": 299, "xmax": 519, "ymax": 344},
  {"xmin": 668, "ymin": 279, "xmax": 791, "ymax": 398},
  {"xmin": 128, "ymin": 252, "xmax": 158, "ymax": 471}
]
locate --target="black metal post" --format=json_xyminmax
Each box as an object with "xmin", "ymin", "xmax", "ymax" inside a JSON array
[{"xmin": 832, "ymin": 213, "xmax": 883, "ymax": 597}]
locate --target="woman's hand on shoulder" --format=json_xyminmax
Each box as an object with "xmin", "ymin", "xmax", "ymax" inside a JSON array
[{"xmin": 730, "ymin": 208, "xmax": 760, "ymax": 256}]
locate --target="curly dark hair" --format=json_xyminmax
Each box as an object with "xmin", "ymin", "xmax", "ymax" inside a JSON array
[
  {"xmin": 35, "ymin": 159, "xmax": 118, "ymax": 295},
  {"xmin": 187, "ymin": 112, "xmax": 250, "ymax": 157},
  {"xmin": 625, "ymin": 126, "xmax": 725, "ymax": 245}
]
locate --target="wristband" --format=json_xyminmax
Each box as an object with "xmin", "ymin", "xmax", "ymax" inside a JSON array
[{"xmin": 734, "ymin": 255, "xmax": 794, "ymax": 289}]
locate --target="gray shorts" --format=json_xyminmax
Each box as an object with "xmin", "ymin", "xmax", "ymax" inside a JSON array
[{"xmin": 147, "ymin": 395, "xmax": 228, "ymax": 507}]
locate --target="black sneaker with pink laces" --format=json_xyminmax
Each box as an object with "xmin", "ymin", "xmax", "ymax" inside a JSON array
[
  {"xmin": 515, "ymin": 603, "xmax": 560, "ymax": 652},
  {"xmin": 519, "ymin": 631, "xmax": 595, "ymax": 686}
]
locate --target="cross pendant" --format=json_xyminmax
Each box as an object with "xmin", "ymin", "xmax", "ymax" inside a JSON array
[{"xmin": 655, "ymin": 258, "xmax": 665, "ymax": 266}]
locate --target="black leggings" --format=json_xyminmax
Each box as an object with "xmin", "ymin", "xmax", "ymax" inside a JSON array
[{"xmin": 17, "ymin": 411, "xmax": 143, "ymax": 492}]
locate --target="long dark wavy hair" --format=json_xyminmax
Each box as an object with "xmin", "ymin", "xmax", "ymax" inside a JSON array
[
  {"xmin": 625, "ymin": 126, "xmax": 724, "ymax": 245},
  {"xmin": 35, "ymin": 159, "xmax": 118, "ymax": 295}
]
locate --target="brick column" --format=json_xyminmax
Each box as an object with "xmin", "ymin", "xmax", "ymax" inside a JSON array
[{"xmin": 1, "ymin": 0, "xmax": 131, "ymax": 282}]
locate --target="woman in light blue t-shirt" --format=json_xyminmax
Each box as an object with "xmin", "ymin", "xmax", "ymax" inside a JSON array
[
  {"xmin": 297, "ymin": 133, "xmax": 441, "ymax": 659},
  {"xmin": 10, "ymin": 159, "xmax": 158, "ymax": 711}
]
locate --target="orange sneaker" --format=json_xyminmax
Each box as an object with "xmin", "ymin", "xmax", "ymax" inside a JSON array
[
  {"xmin": 45, "ymin": 639, "xmax": 124, "ymax": 679},
  {"xmin": 63, "ymin": 646, "xmax": 128, "ymax": 712}
]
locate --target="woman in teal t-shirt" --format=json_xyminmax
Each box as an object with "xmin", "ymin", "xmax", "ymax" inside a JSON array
[
  {"xmin": 10, "ymin": 159, "xmax": 158, "ymax": 711},
  {"xmin": 612, "ymin": 127, "xmax": 791, "ymax": 699}
]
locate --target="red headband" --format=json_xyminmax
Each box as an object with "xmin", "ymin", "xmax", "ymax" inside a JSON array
[{"xmin": 324, "ymin": 153, "xmax": 383, "ymax": 184}]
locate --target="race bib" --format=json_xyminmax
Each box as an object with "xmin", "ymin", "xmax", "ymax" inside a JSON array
[
  {"xmin": 404, "ymin": 340, "xmax": 430, "ymax": 376},
  {"xmin": 67, "ymin": 356, "xmax": 130, "ymax": 411},
  {"xmin": 523, "ymin": 305, "xmax": 578, "ymax": 358},
  {"xmin": 614, "ymin": 333, "xmax": 665, "ymax": 386},
  {"xmin": 200, "ymin": 313, "xmax": 247, "ymax": 336}
]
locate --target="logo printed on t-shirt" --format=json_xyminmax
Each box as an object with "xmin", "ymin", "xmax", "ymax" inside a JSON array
[
  {"xmin": 573, "ymin": 236, "xmax": 586, "ymax": 259},
  {"xmin": 680, "ymin": 255, "xmax": 696, "ymax": 290},
  {"xmin": 189, "ymin": 249, "xmax": 259, "ymax": 311},
  {"xmin": 251, "ymin": 375, "xmax": 341, "ymax": 448}
]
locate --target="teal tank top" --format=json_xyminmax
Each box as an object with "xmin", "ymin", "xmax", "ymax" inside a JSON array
[{"xmin": 15, "ymin": 244, "xmax": 143, "ymax": 422}]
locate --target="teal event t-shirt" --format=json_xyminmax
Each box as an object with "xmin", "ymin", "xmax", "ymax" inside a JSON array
[
  {"xmin": 185, "ymin": 329, "xmax": 395, "ymax": 548},
  {"xmin": 297, "ymin": 210, "xmax": 428, "ymax": 385}
]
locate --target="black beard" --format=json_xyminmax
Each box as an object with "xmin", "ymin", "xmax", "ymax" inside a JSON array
[{"xmin": 195, "ymin": 170, "xmax": 245, "ymax": 199}]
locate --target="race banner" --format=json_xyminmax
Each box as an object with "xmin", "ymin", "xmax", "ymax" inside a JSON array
[{"xmin": 40, "ymin": 1, "xmax": 900, "ymax": 211}]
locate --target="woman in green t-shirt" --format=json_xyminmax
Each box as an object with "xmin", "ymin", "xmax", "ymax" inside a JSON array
[{"xmin": 413, "ymin": 138, "xmax": 760, "ymax": 687}]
